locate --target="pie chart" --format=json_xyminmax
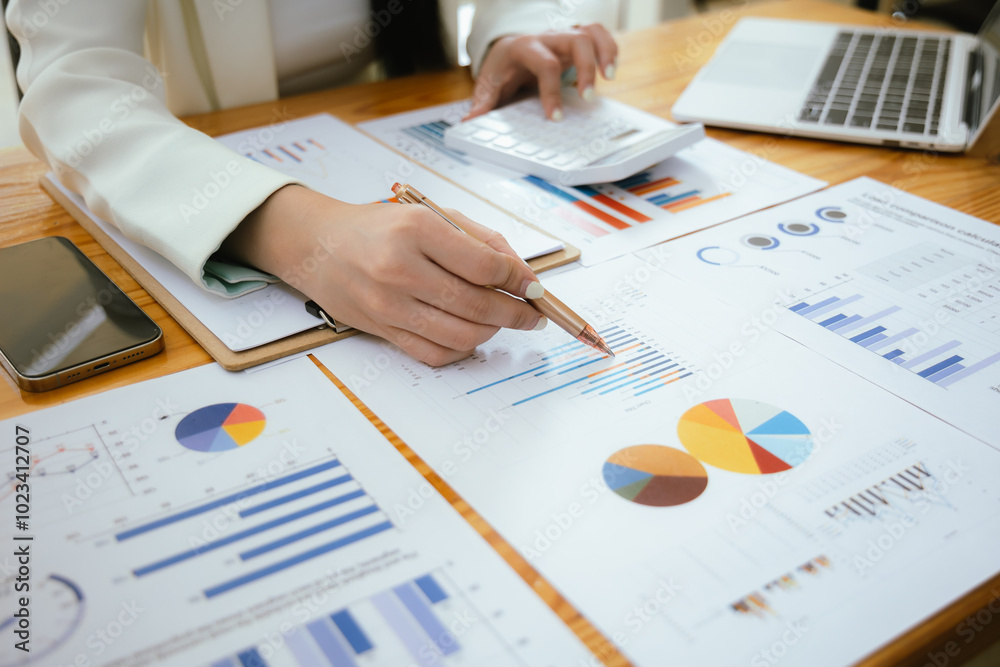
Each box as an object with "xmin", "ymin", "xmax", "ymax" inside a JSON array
[
  {"xmin": 175, "ymin": 403, "xmax": 266, "ymax": 453},
  {"xmin": 603, "ymin": 445, "xmax": 708, "ymax": 507},
  {"xmin": 677, "ymin": 399, "xmax": 812, "ymax": 475}
]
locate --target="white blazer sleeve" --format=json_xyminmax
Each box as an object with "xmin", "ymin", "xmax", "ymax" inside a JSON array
[
  {"xmin": 5, "ymin": 0, "xmax": 298, "ymax": 296},
  {"xmin": 467, "ymin": 0, "xmax": 618, "ymax": 75}
]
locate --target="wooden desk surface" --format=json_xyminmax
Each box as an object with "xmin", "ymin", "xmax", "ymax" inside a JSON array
[{"xmin": 1, "ymin": 1, "xmax": 998, "ymax": 665}]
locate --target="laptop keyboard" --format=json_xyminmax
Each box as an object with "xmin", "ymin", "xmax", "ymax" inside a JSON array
[{"xmin": 799, "ymin": 31, "xmax": 952, "ymax": 135}]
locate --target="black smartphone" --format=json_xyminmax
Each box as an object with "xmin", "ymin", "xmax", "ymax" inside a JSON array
[{"xmin": 0, "ymin": 237, "xmax": 163, "ymax": 391}]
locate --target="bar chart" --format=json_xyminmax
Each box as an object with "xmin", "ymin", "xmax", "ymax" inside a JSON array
[
  {"xmin": 464, "ymin": 323, "xmax": 695, "ymax": 407},
  {"xmin": 787, "ymin": 281, "xmax": 1000, "ymax": 389},
  {"xmin": 116, "ymin": 457, "xmax": 394, "ymax": 599},
  {"xmin": 500, "ymin": 170, "xmax": 730, "ymax": 240},
  {"xmin": 245, "ymin": 138, "xmax": 327, "ymax": 166},
  {"xmin": 614, "ymin": 171, "xmax": 731, "ymax": 212},
  {"xmin": 211, "ymin": 571, "xmax": 520, "ymax": 667},
  {"xmin": 731, "ymin": 556, "xmax": 832, "ymax": 620},
  {"xmin": 398, "ymin": 119, "xmax": 473, "ymax": 166}
]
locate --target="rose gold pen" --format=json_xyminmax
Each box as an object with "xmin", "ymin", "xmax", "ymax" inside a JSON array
[{"xmin": 391, "ymin": 182, "xmax": 614, "ymax": 357}]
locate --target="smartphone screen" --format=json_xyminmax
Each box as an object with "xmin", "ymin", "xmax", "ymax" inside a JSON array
[{"xmin": 0, "ymin": 237, "xmax": 162, "ymax": 388}]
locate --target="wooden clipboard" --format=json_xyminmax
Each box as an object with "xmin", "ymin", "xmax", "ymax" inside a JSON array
[{"xmin": 40, "ymin": 175, "xmax": 579, "ymax": 371}]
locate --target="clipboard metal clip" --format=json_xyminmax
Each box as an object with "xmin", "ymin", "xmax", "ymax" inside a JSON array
[{"xmin": 304, "ymin": 300, "xmax": 354, "ymax": 334}]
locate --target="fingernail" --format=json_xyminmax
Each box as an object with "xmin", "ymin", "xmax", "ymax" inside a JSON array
[
  {"xmin": 581, "ymin": 86, "xmax": 596, "ymax": 102},
  {"xmin": 550, "ymin": 108, "xmax": 564, "ymax": 122},
  {"xmin": 604, "ymin": 64, "xmax": 616, "ymax": 80},
  {"xmin": 533, "ymin": 315, "xmax": 549, "ymax": 331},
  {"xmin": 524, "ymin": 280, "xmax": 545, "ymax": 299}
]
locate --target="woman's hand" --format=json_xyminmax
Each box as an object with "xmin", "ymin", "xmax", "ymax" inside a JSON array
[
  {"xmin": 468, "ymin": 24, "xmax": 619, "ymax": 121},
  {"xmin": 222, "ymin": 185, "xmax": 547, "ymax": 366}
]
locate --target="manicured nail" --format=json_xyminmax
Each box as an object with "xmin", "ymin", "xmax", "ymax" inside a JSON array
[
  {"xmin": 550, "ymin": 108, "xmax": 564, "ymax": 122},
  {"xmin": 524, "ymin": 280, "xmax": 545, "ymax": 299},
  {"xmin": 581, "ymin": 86, "xmax": 596, "ymax": 102},
  {"xmin": 533, "ymin": 315, "xmax": 549, "ymax": 331},
  {"xmin": 604, "ymin": 64, "xmax": 616, "ymax": 80}
]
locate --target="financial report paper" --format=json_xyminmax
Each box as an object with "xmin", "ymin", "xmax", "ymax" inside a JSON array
[
  {"xmin": 0, "ymin": 358, "xmax": 591, "ymax": 666},
  {"xmin": 649, "ymin": 177, "xmax": 1000, "ymax": 445},
  {"xmin": 314, "ymin": 252, "xmax": 1000, "ymax": 666}
]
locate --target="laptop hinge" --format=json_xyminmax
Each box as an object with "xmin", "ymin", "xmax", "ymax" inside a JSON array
[{"xmin": 964, "ymin": 48, "xmax": 984, "ymax": 135}]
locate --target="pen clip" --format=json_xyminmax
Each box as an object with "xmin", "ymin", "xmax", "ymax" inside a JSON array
[{"xmin": 304, "ymin": 300, "xmax": 353, "ymax": 334}]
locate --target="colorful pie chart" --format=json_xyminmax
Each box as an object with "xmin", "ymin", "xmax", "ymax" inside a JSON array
[
  {"xmin": 677, "ymin": 399, "xmax": 812, "ymax": 475},
  {"xmin": 603, "ymin": 445, "xmax": 709, "ymax": 507},
  {"xmin": 175, "ymin": 403, "xmax": 266, "ymax": 453}
]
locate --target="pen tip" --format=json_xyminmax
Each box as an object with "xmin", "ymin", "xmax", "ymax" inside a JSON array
[
  {"xmin": 578, "ymin": 325, "xmax": 615, "ymax": 357},
  {"xmin": 391, "ymin": 182, "xmax": 403, "ymax": 194}
]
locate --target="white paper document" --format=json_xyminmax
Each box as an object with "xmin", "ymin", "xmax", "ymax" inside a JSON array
[
  {"xmin": 45, "ymin": 113, "xmax": 563, "ymax": 352},
  {"xmin": 0, "ymin": 358, "xmax": 591, "ymax": 666},
  {"xmin": 647, "ymin": 177, "xmax": 1000, "ymax": 445},
  {"xmin": 360, "ymin": 101, "xmax": 826, "ymax": 266},
  {"xmin": 45, "ymin": 176, "xmax": 321, "ymax": 353},
  {"xmin": 314, "ymin": 254, "xmax": 1000, "ymax": 666}
]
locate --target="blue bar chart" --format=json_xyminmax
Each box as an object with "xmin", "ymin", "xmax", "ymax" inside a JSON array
[
  {"xmin": 465, "ymin": 324, "xmax": 695, "ymax": 406},
  {"xmin": 787, "ymin": 288, "xmax": 1000, "ymax": 388},
  {"xmin": 212, "ymin": 572, "xmax": 509, "ymax": 667},
  {"xmin": 400, "ymin": 120, "xmax": 472, "ymax": 165},
  {"xmin": 116, "ymin": 457, "xmax": 393, "ymax": 599}
]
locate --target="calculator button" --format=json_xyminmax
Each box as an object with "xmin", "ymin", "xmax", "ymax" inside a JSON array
[
  {"xmin": 473, "ymin": 117, "xmax": 514, "ymax": 134},
  {"xmin": 492, "ymin": 136, "xmax": 518, "ymax": 149},
  {"xmin": 471, "ymin": 130, "xmax": 498, "ymax": 142},
  {"xmin": 515, "ymin": 143, "xmax": 541, "ymax": 156},
  {"xmin": 536, "ymin": 149, "xmax": 558, "ymax": 161}
]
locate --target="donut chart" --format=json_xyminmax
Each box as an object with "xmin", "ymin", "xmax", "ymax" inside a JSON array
[
  {"xmin": 741, "ymin": 234, "xmax": 780, "ymax": 250},
  {"xmin": 816, "ymin": 206, "xmax": 848, "ymax": 222},
  {"xmin": 677, "ymin": 399, "xmax": 813, "ymax": 475},
  {"xmin": 175, "ymin": 403, "xmax": 266, "ymax": 453},
  {"xmin": 603, "ymin": 445, "xmax": 709, "ymax": 506}
]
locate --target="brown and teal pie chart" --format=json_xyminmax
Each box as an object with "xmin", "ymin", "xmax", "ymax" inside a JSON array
[{"xmin": 602, "ymin": 445, "xmax": 709, "ymax": 507}]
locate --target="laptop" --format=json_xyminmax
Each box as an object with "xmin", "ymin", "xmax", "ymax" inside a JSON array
[{"xmin": 672, "ymin": 2, "xmax": 1000, "ymax": 151}]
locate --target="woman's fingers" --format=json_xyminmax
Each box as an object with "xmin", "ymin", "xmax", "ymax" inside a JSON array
[{"xmin": 469, "ymin": 25, "xmax": 619, "ymax": 118}]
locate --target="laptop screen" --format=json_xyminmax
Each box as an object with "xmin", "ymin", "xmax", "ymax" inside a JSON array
[{"xmin": 970, "ymin": 1, "xmax": 1000, "ymax": 141}]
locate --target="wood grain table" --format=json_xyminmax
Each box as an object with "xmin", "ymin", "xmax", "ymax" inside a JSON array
[{"xmin": 1, "ymin": 1, "xmax": 998, "ymax": 665}]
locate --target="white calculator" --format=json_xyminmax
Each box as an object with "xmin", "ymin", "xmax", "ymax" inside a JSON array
[{"xmin": 444, "ymin": 90, "xmax": 705, "ymax": 186}]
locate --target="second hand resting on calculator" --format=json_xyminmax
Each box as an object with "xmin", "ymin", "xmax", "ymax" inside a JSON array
[{"xmin": 391, "ymin": 183, "xmax": 615, "ymax": 358}]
